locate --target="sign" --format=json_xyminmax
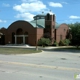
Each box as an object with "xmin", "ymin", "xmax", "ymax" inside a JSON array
[{"xmin": 74, "ymin": 74, "xmax": 80, "ymax": 79}]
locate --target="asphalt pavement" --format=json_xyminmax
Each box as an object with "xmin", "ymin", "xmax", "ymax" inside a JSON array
[{"xmin": 0, "ymin": 48, "xmax": 80, "ymax": 80}]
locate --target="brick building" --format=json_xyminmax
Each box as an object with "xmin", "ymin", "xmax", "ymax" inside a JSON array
[{"xmin": 0, "ymin": 13, "xmax": 69, "ymax": 45}]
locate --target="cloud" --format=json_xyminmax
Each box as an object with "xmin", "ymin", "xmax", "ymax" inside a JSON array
[
  {"xmin": 21, "ymin": 0, "xmax": 38, "ymax": 2},
  {"xmin": 0, "ymin": 20, "xmax": 7, "ymax": 23},
  {"xmin": 2, "ymin": 3, "xmax": 10, "ymax": 7},
  {"xmin": 62, "ymin": 2, "xmax": 68, "ymax": 4},
  {"xmin": 13, "ymin": 1, "xmax": 47, "ymax": 13},
  {"xmin": 69, "ymin": 15, "xmax": 80, "ymax": 19},
  {"xmin": 49, "ymin": 2, "xmax": 63, "ymax": 7},
  {"xmin": 13, "ymin": 0, "xmax": 47, "ymax": 21},
  {"xmin": 15, "ymin": 12, "xmax": 35, "ymax": 21}
]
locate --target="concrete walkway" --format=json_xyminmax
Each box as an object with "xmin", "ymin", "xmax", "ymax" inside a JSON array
[
  {"xmin": 0, "ymin": 45, "xmax": 80, "ymax": 53},
  {"xmin": 0, "ymin": 44, "xmax": 57, "ymax": 49}
]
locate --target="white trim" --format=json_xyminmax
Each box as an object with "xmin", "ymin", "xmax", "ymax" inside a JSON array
[
  {"xmin": 14, "ymin": 35, "xmax": 28, "ymax": 44},
  {"xmin": 14, "ymin": 35, "xmax": 28, "ymax": 37}
]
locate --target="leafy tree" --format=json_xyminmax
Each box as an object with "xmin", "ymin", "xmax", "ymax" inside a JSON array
[
  {"xmin": 59, "ymin": 39, "xmax": 70, "ymax": 46},
  {"xmin": 68, "ymin": 22, "xmax": 80, "ymax": 48},
  {"xmin": 38, "ymin": 38, "xmax": 51, "ymax": 47}
]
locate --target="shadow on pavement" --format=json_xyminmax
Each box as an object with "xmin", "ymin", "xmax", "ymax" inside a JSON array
[{"xmin": 41, "ymin": 48, "xmax": 80, "ymax": 53}]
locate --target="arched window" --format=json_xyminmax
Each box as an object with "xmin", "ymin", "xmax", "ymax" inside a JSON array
[
  {"xmin": 16, "ymin": 28, "xmax": 23, "ymax": 35},
  {"xmin": 47, "ymin": 13, "xmax": 50, "ymax": 20}
]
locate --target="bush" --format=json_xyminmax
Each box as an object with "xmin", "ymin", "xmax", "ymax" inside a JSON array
[
  {"xmin": 38, "ymin": 38, "xmax": 51, "ymax": 47},
  {"xmin": 59, "ymin": 40, "xmax": 66, "ymax": 46},
  {"xmin": 64, "ymin": 39, "xmax": 71, "ymax": 46},
  {"xmin": 52, "ymin": 41, "xmax": 58, "ymax": 46},
  {"xmin": 59, "ymin": 39, "xmax": 70, "ymax": 46}
]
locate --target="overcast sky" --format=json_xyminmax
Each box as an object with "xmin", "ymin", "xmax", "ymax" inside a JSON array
[{"xmin": 0, "ymin": 0, "xmax": 80, "ymax": 28}]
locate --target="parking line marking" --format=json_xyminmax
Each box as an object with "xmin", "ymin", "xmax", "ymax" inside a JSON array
[{"xmin": 0, "ymin": 60, "xmax": 80, "ymax": 71}]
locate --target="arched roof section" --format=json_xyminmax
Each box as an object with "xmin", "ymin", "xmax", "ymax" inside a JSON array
[
  {"xmin": 55, "ymin": 23, "xmax": 69, "ymax": 29},
  {"xmin": 61, "ymin": 23, "xmax": 68, "ymax": 26},
  {"xmin": 8, "ymin": 20, "xmax": 36, "ymax": 30},
  {"xmin": 0, "ymin": 27, "xmax": 6, "ymax": 30},
  {"xmin": 30, "ymin": 19, "xmax": 45, "ymax": 28}
]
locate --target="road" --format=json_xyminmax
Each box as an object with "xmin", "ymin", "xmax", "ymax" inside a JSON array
[{"xmin": 0, "ymin": 50, "xmax": 80, "ymax": 80}]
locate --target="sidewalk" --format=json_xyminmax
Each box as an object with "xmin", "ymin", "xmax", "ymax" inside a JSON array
[
  {"xmin": 0, "ymin": 44, "xmax": 58, "ymax": 49},
  {"xmin": 0, "ymin": 45, "xmax": 80, "ymax": 55},
  {"xmin": 0, "ymin": 45, "xmax": 79, "ymax": 51}
]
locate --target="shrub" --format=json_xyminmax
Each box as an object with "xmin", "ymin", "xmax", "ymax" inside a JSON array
[
  {"xmin": 52, "ymin": 41, "xmax": 58, "ymax": 46},
  {"xmin": 64, "ymin": 39, "xmax": 70, "ymax": 46},
  {"xmin": 59, "ymin": 39, "xmax": 70, "ymax": 46},
  {"xmin": 59, "ymin": 40, "xmax": 65, "ymax": 46},
  {"xmin": 38, "ymin": 38, "xmax": 51, "ymax": 47}
]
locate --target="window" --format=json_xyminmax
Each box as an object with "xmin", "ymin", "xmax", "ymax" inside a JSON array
[
  {"xmin": 47, "ymin": 13, "xmax": 50, "ymax": 20},
  {"xmin": 12, "ymin": 32, "xmax": 15, "ymax": 44},
  {"xmin": 37, "ymin": 17, "xmax": 39, "ymax": 19},
  {"xmin": 53, "ymin": 15, "xmax": 55, "ymax": 21},
  {"xmin": 64, "ymin": 29, "xmax": 66, "ymax": 31},
  {"xmin": 60, "ymin": 35, "xmax": 62, "ymax": 40},
  {"xmin": 41, "ymin": 17, "xmax": 44, "ymax": 19},
  {"xmin": 46, "ymin": 25, "xmax": 50, "ymax": 28},
  {"xmin": 16, "ymin": 28, "xmax": 23, "ymax": 35}
]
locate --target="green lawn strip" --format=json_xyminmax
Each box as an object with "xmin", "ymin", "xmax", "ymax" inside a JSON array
[
  {"xmin": 60, "ymin": 46, "xmax": 80, "ymax": 50},
  {"xmin": 53, "ymin": 46, "xmax": 80, "ymax": 51},
  {"xmin": 0, "ymin": 47, "xmax": 41, "ymax": 54}
]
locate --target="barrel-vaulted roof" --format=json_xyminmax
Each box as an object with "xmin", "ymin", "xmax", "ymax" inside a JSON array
[
  {"xmin": 8, "ymin": 12, "xmax": 66, "ymax": 29},
  {"xmin": 30, "ymin": 19, "xmax": 45, "ymax": 28}
]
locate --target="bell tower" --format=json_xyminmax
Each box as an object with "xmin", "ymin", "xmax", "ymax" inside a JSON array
[{"xmin": 44, "ymin": 12, "xmax": 55, "ymax": 44}]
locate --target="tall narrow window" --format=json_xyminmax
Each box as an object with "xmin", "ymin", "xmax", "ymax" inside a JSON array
[
  {"xmin": 12, "ymin": 32, "xmax": 15, "ymax": 44},
  {"xmin": 46, "ymin": 25, "xmax": 50, "ymax": 28},
  {"xmin": 64, "ymin": 29, "xmax": 66, "ymax": 32},
  {"xmin": 60, "ymin": 35, "xmax": 62, "ymax": 40},
  {"xmin": 24, "ymin": 32, "xmax": 28, "ymax": 44},
  {"xmin": 53, "ymin": 15, "xmax": 55, "ymax": 21},
  {"xmin": 47, "ymin": 13, "xmax": 50, "ymax": 20}
]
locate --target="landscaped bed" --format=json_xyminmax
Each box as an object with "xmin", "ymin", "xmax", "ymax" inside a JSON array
[{"xmin": 0, "ymin": 47, "xmax": 41, "ymax": 55}]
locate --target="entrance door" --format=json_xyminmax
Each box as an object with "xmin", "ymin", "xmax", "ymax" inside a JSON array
[
  {"xmin": 17, "ymin": 37, "xmax": 23, "ymax": 44},
  {"xmin": 25, "ymin": 37, "xmax": 28, "ymax": 44}
]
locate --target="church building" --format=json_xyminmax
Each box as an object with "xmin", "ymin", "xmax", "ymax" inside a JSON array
[{"xmin": 0, "ymin": 13, "xmax": 69, "ymax": 45}]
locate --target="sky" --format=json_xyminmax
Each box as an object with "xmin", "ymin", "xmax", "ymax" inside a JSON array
[{"xmin": 0, "ymin": 0, "xmax": 80, "ymax": 28}]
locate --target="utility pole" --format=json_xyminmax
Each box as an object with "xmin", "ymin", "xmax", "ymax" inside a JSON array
[{"xmin": 36, "ymin": 16, "xmax": 38, "ymax": 51}]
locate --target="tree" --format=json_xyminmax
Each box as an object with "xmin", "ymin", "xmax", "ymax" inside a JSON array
[
  {"xmin": 68, "ymin": 22, "xmax": 80, "ymax": 48},
  {"xmin": 38, "ymin": 38, "xmax": 51, "ymax": 47},
  {"xmin": 59, "ymin": 39, "xmax": 70, "ymax": 46}
]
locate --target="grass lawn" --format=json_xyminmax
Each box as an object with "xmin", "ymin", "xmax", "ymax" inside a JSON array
[
  {"xmin": 0, "ymin": 47, "xmax": 41, "ymax": 55},
  {"xmin": 52, "ymin": 46, "xmax": 80, "ymax": 52},
  {"xmin": 58, "ymin": 46, "xmax": 80, "ymax": 50}
]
